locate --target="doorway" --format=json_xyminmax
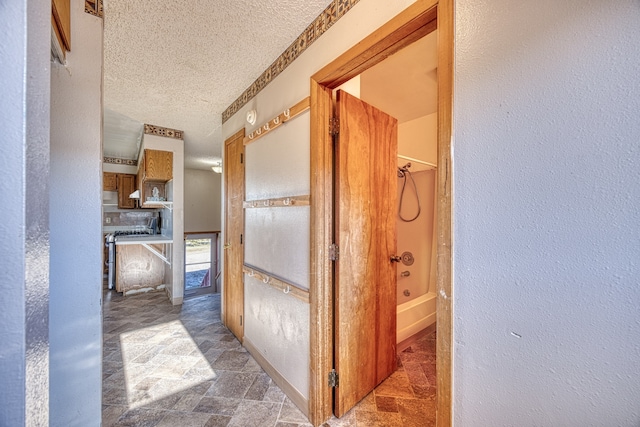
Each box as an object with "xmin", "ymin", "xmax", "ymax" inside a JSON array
[
  {"xmin": 184, "ymin": 232, "xmax": 219, "ymax": 299},
  {"xmin": 330, "ymin": 27, "xmax": 439, "ymax": 421},
  {"xmin": 308, "ymin": 1, "xmax": 453, "ymax": 425}
]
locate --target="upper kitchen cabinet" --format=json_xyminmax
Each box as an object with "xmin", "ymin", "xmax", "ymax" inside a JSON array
[
  {"xmin": 103, "ymin": 172, "xmax": 117, "ymax": 191},
  {"xmin": 141, "ymin": 149, "xmax": 173, "ymax": 182},
  {"xmin": 137, "ymin": 149, "xmax": 173, "ymax": 208},
  {"xmin": 117, "ymin": 174, "xmax": 136, "ymax": 209},
  {"xmin": 52, "ymin": 0, "xmax": 70, "ymax": 57}
]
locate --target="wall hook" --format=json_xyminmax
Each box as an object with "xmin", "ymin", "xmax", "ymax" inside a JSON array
[
  {"xmin": 284, "ymin": 109, "xmax": 290, "ymax": 119},
  {"xmin": 255, "ymin": 127, "xmax": 262, "ymax": 135},
  {"xmin": 273, "ymin": 116, "xmax": 280, "ymax": 125},
  {"xmin": 283, "ymin": 197, "xmax": 291, "ymax": 206},
  {"xmin": 263, "ymin": 276, "xmax": 270, "ymax": 284},
  {"xmin": 263, "ymin": 200, "xmax": 270, "ymax": 207},
  {"xmin": 283, "ymin": 285, "xmax": 291, "ymax": 294},
  {"xmin": 263, "ymin": 123, "xmax": 270, "ymax": 131},
  {"xmin": 248, "ymin": 132, "xmax": 254, "ymax": 139}
]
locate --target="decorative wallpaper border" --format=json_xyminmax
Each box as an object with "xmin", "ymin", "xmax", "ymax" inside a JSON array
[
  {"xmin": 222, "ymin": 0, "xmax": 361, "ymax": 123},
  {"xmin": 85, "ymin": 0, "xmax": 103, "ymax": 18},
  {"xmin": 144, "ymin": 124, "xmax": 184, "ymax": 140},
  {"xmin": 104, "ymin": 157, "xmax": 137, "ymax": 166}
]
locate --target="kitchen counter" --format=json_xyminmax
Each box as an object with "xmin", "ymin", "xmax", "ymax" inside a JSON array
[{"xmin": 115, "ymin": 235, "xmax": 173, "ymax": 245}]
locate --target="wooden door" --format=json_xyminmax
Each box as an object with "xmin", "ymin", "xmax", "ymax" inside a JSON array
[
  {"xmin": 223, "ymin": 129, "xmax": 245, "ymax": 340},
  {"xmin": 334, "ymin": 90, "xmax": 398, "ymax": 417}
]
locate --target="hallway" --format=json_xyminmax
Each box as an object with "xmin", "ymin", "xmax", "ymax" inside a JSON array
[{"xmin": 102, "ymin": 291, "xmax": 435, "ymax": 426}]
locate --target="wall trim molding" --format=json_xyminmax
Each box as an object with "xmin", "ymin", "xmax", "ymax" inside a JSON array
[
  {"xmin": 103, "ymin": 156, "xmax": 137, "ymax": 166},
  {"xmin": 85, "ymin": 0, "xmax": 103, "ymax": 18},
  {"xmin": 221, "ymin": 0, "xmax": 361, "ymax": 123},
  {"xmin": 144, "ymin": 124, "xmax": 184, "ymax": 140}
]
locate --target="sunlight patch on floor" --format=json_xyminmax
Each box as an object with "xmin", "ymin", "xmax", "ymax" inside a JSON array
[{"xmin": 119, "ymin": 320, "xmax": 217, "ymax": 409}]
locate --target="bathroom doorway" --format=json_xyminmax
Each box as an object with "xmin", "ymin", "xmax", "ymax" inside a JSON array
[
  {"xmin": 330, "ymin": 29, "xmax": 439, "ymax": 420},
  {"xmin": 307, "ymin": 1, "xmax": 453, "ymax": 425}
]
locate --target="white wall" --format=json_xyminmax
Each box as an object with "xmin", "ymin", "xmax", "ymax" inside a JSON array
[
  {"xmin": 141, "ymin": 134, "xmax": 185, "ymax": 304},
  {"xmin": 0, "ymin": 0, "xmax": 51, "ymax": 425},
  {"xmin": 398, "ymin": 113, "xmax": 437, "ymax": 166},
  {"xmin": 184, "ymin": 168, "xmax": 221, "ymax": 232},
  {"xmin": 453, "ymin": 1, "xmax": 640, "ymax": 425},
  {"xmin": 49, "ymin": 1, "xmax": 104, "ymax": 425}
]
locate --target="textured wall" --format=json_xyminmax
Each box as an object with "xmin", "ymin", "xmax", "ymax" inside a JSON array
[
  {"xmin": 184, "ymin": 168, "xmax": 222, "ymax": 233},
  {"xmin": 49, "ymin": 1, "xmax": 104, "ymax": 425},
  {"xmin": 0, "ymin": 0, "xmax": 51, "ymax": 425},
  {"xmin": 453, "ymin": 1, "xmax": 640, "ymax": 425}
]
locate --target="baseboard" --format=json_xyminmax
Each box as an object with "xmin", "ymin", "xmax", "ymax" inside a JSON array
[
  {"xmin": 243, "ymin": 337, "xmax": 309, "ymax": 419},
  {"xmin": 397, "ymin": 322, "xmax": 437, "ymax": 353}
]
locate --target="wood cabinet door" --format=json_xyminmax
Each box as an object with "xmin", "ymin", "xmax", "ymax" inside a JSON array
[
  {"xmin": 117, "ymin": 174, "xmax": 136, "ymax": 209},
  {"xmin": 333, "ymin": 90, "xmax": 398, "ymax": 417},
  {"xmin": 144, "ymin": 149, "xmax": 173, "ymax": 181},
  {"xmin": 103, "ymin": 172, "xmax": 117, "ymax": 191},
  {"xmin": 223, "ymin": 130, "xmax": 245, "ymax": 341}
]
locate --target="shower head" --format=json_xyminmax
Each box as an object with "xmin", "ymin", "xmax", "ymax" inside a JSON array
[{"xmin": 397, "ymin": 162, "xmax": 412, "ymax": 177}]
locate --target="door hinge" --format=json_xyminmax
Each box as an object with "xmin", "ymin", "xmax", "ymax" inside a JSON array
[
  {"xmin": 328, "ymin": 369, "xmax": 339, "ymax": 388},
  {"xmin": 240, "ymin": 153, "xmax": 244, "ymax": 164},
  {"xmin": 240, "ymin": 315, "xmax": 243, "ymax": 326},
  {"xmin": 329, "ymin": 244, "xmax": 339, "ymax": 261},
  {"xmin": 240, "ymin": 233, "xmax": 243, "ymax": 244},
  {"xmin": 329, "ymin": 117, "xmax": 339, "ymax": 136}
]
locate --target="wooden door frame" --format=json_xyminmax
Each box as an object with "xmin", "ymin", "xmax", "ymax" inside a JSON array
[{"xmin": 308, "ymin": 0, "xmax": 453, "ymax": 425}]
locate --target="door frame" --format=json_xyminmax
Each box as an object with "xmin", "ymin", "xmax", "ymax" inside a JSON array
[
  {"xmin": 184, "ymin": 231, "xmax": 220, "ymax": 298},
  {"xmin": 308, "ymin": 0, "xmax": 453, "ymax": 425}
]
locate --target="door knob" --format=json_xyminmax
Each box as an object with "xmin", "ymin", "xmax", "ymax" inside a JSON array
[
  {"xmin": 390, "ymin": 255, "xmax": 401, "ymax": 263},
  {"xmin": 224, "ymin": 243, "xmax": 231, "ymax": 249}
]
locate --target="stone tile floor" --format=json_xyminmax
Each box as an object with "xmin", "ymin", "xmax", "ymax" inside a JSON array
[{"xmin": 102, "ymin": 290, "xmax": 436, "ymax": 426}]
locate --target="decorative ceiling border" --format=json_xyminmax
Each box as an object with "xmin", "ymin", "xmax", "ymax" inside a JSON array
[
  {"xmin": 104, "ymin": 157, "xmax": 137, "ymax": 166},
  {"xmin": 222, "ymin": 0, "xmax": 361, "ymax": 123},
  {"xmin": 144, "ymin": 124, "xmax": 184, "ymax": 140},
  {"xmin": 85, "ymin": 0, "xmax": 103, "ymax": 18}
]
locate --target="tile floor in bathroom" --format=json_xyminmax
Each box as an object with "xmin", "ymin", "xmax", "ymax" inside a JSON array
[{"xmin": 102, "ymin": 290, "xmax": 436, "ymax": 427}]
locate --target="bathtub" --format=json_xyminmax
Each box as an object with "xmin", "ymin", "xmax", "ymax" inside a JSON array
[{"xmin": 397, "ymin": 292, "xmax": 436, "ymax": 343}]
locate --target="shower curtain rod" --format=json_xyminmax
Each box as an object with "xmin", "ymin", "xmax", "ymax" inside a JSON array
[{"xmin": 397, "ymin": 154, "xmax": 437, "ymax": 169}]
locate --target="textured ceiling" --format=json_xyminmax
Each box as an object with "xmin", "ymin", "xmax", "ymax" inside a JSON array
[{"xmin": 103, "ymin": 0, "xmax": 333, "ymax": 169}]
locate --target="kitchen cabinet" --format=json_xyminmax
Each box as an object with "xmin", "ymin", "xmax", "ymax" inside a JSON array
[
  {"xmin": 52, "ymin": 0, "xmax": 71, "ymax": 56},
  {"xmin": 142, "ymin": 149, "xmax": 173, "ymax": 182},
  {"xmin": 103, "ymin": 172, "xmax": 117, "ymax": 191},
  {"xmin": 117, "ymin": 174, "xmax": 136, "ymax": 209},
  {"xmin": 137, "ymin": 149, "xmax": 172, "ymax": 208}
]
